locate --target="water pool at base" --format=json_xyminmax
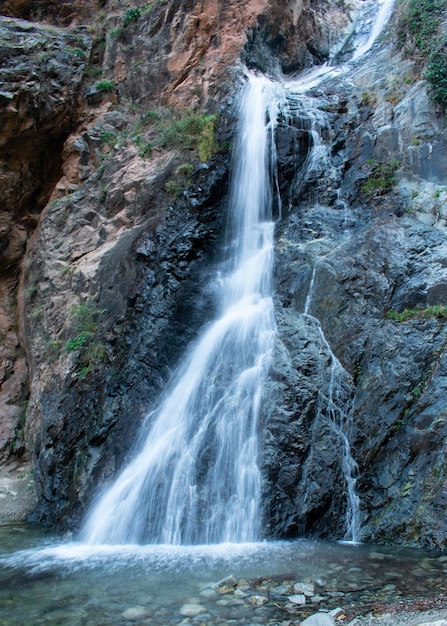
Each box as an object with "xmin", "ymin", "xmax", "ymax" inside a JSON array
[{"xmin": 0, "ymin": 523, "xmax": 446, "ymax": 625}]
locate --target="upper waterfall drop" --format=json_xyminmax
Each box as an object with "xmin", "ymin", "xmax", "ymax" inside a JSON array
[{"xmin": 80, "ymin": 74, "xmax": 281, "ymax": 546}]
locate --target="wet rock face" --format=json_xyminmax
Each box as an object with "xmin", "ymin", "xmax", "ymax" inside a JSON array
[
  {"xmin": 259, "ymin": 44, "xmax": 447, "ymax": 548},
  {"xmin": 0, "ymin": 0, "xmax": 351, "ymax": 527},
  {"xmin": 25, "ymin": 155, "xmax": 228, "ymax": 529},
  {"xmin": 2, "ymin": 0, "xmax": 447, "ymax": 550}
]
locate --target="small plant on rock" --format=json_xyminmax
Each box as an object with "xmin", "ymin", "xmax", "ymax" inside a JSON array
[
  {"xmin": 386, "ymin": 305, "xmax": 447, "ymax": 322},
  {"xmin": 361, "ymin": 159, "xmax": 401, "ymax": 195},
  {"xmin": 65, "ymin": 302, "xmax": 107, "ymax": 377},
  {"xmin": 123, "ymin": 8, "xmax": 141, "ymax": 26},
  {"xmin": 96, "ymin": 79, "xmax": 115, "ymax": 93}
]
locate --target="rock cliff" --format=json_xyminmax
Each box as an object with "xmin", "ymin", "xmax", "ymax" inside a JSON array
[{"xmin": 0, "ymin": 0, "xmax": 446, "ymax": 549}]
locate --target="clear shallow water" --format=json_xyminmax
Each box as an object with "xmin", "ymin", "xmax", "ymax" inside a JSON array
[{"xmin": 1, "ymin": 524, "xmax": 446, "ymax": 626}]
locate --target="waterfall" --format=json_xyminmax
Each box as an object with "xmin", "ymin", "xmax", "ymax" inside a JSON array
[
  {"xmin": 81, "ymin": 74, "xmax": 280, "ymax": 546},
  {"xmin": 79, "ymin": 0, "xmax": 396, "ymax": 547}
]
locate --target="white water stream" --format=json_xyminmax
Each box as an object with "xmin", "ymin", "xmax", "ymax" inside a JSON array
[
  {"xmin": 80, "ymin": 0, "xmax": 395, "ymax": 547},
  {"xmin": 81, "ymin": 75, "xmax": 282, "ymax": 545}
]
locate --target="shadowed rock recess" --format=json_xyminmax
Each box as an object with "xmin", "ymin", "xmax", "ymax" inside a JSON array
[{"xmin": 0, "ymin": 0, "xmax": 446, "ymax": 549}]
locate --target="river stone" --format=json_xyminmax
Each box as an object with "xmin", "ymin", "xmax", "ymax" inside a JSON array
[
  {"xmin": 416, "ymin": 621, "xmax": 447, "ymax": 626},
  {"xmin": 250, "ymin": 594, "xmax": 269, "ymax": 606},
  {"xmin": 272, "ymin": 583, "xmax": 294, "ymax": 595},
  {"xmin": 178, "ymin": 603, "xmax": 206, "ymax": 617},
  {"xmin": 213, "ymin": 574, "xmax": 237, "ymax": 593},
  {"xmin": 294, "ymin": 582, "xmax": 315, "ymax": 596},
  {"xmin": 199, "ymin": 588, "xmax": 218, "ymax": 600},
  {"xmin": 301, "ymin": 613, "xmax": 337, "ymax": 626},
  {"xmin": 121, "ymin": 606, "xmax": 150, "ymax": 621},
  {"xmin": 288, "ymin": 593, "xmax": 306, "ymax": 605}
]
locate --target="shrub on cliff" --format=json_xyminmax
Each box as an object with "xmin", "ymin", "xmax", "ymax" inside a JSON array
[
  {"xmin": 397, "ymin": 0, "xmax": 445, "ymax": 55},
  {"xmin": 397, "ymin": 0, "xmax": 447, "ymax": 107},
  {"xmin": 425, "ymin": 35, "xmax": 447, "ymax": 106}
]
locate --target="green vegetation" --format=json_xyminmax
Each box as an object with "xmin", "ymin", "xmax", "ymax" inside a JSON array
[
  {"xmin": 96, "ymin": 79, "xmax": 115, "ymax": 92},
  {"xmin": 110, "ymin": 26, "xmax": 124, "ymax": 39},
  {"xmin": 67, "ymin": 46, "xmax": 88, "ymax": 60},
  {"xmin": 396, "ymin": 0, "xmax": 447, "ymax": 106},
  {"xmin": 123, "ymin": 8, "xmax": 141, "ymax": 26},
  {"xmin": 359, "ymin": 91, "xmax": 377, "ymax": 107},
  {"xmin": 65, "ymin": 302, "xmax": 107, "ymax": 378},
  {"xmin": 101, "ymin": 108, "xmax": 218, "ymax": 164},
  {"xmin": 132, "ymin": 134, "xmax": 153, "ymax": 158},
  {"xmin": 154, "ymin": 109, "xmax": 218, "ymax": 161},
  {"xmin": 397, "ymin": 0, "xmax": 445, "ymax": 54},
  {"xmin": 386, "ymin": 305, "xmax": 447, "ymax": 322},
  {"xmin": 31, "ymin": 306, "xmax": 44, "ymax": 320},
  {"xmin": 361, "ymin": 159, "xmax": 400, "ymax": 195},
  {"xmin": 100, "ymin": 130, "xmax": 117, "ymax": 146},
  {"xmin": 111, "ymin": 2, "xmax": 164, "ymax": 36},
  {"xmin": 24, "ymin": 285, "xmax": 38, "ymax": 299},
  {"xmin": 426, "ymin": 36, "xmax": 447, "ymax": 106}
]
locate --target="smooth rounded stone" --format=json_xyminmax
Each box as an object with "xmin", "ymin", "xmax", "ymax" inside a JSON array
[
  {"xmin": 179, "ymin": 603, "xmax": 207, "ymax": 617},
  {"xmin": 301, "ymin": 613, "xmax": 337, "ymax": 626},
  {"xmin": 193, "ymin": 614, "xmax": 213, "ymax": 623},
  {"xmin": 311, "ymin": 595, "xmax": 327, "ymax": 603},
  {"xmin": 417, "ymin": 621, "xmax": 447, "ymax": 626},
  {"xmin": 199, "ymin": 588, "xmax": 218, "ymax": 600},
  {"xmin": 121, "ymin": 605, "xmax": 150, "ymax": 621},
  {"xmin": 287, "ymin": 593, "xmax": 306, "ymax": 605},
  {"xmin": 294, "ymin": 582, "xmax": 315, "ymax": 596}
]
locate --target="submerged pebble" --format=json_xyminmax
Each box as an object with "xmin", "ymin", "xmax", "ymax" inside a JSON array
[
  {"xmin": 121, "ymin": 605, "xmax": 150, "ymax": 621},
  {"xmin": 179, "ymin": 603, "xmax": 207, "ymax": 617}
]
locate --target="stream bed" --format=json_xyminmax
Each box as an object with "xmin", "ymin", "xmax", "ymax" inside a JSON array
[{"xmin": 1, "ymin": 523, "xmax": 446, "ymax": 625}]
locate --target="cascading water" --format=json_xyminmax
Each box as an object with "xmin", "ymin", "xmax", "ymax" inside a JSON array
[
  {"xmin": 81, "ymin": 74, "xmax": 281, "ymax": 546},
  {"xmin": 80, "ymin": 0, "xmax": 396, "ymax": 547}
]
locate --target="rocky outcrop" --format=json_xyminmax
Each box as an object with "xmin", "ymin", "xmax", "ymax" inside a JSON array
[
  {"xmin": 1, "ymin": 0, "xmax": 352, "ymax": 528},
  {"xmin": 0, "ymin": 16, "xmax": 91, "ymax": 462},
  {"xmin": 260, "ymin": 39, "xmax": 447, "ymax": 548},
  {"xmin": 1, "ymin": 0, "xmax": 447, "ymax": 550}
]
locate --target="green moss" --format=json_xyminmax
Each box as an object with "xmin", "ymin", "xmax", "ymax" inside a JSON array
[{"xmin": 386, "ymin": 305, "xmax": 447, "ymax": 322}]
